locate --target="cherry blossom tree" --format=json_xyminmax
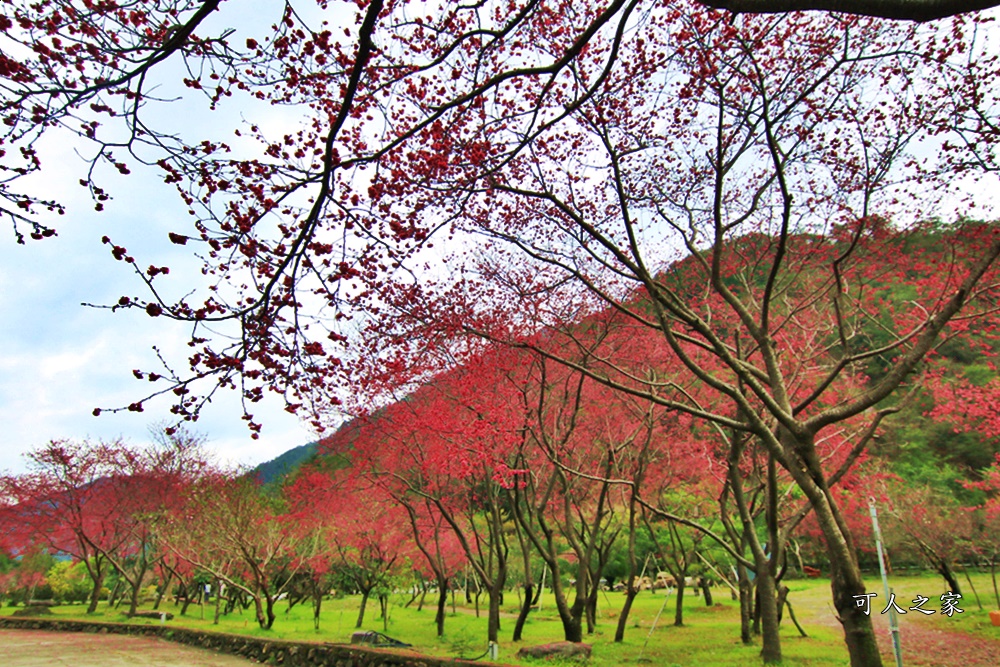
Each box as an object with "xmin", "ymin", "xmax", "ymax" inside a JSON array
[
  {"xmin": 352, "ymin": 10, "xmax": 1000, "ymax": 665},
  {"xmin": 285, "ymin": 468, "xmax": 414, "ymax": 629},
  {"xmin": 1, "ymin": 440, "xmax": 137, "ymax": 612},
  {"xmin": 346, "ymin": 346, "xmax": 529, "ymax": 644},
  {"xmin": 164, "ymin": 472, "xmax": 306, "ymax": 629},
  {"xmin": 885, "ymin": 483, "xmax": 974, "ymax": 594},
  {"xmin": 399, "ymin": 499, "xmax": 466, "ymax": 637},
  {"xmin": 702, "ymin": 0, "xmax": 1000, "ymax": 20},
  {"xmin": 506, "ymin": 354, "xmax": 624, "ymax": 643},
  {"xmin": 97, "ymin": 431, "xmax": 210, "ymax": 615},
  {"xmin": 2, "ymin": 0, "xmax": 996, "ymax": 436},
  {"xmin": 964, "ymin": 454, "xmax": 1000, "ymax": 606},
  {"xmin": 5, "ymin": 4, "xmax": 1000, "ymax": 666},
  {"xmin": 0, "ymin": 433, "xmax": 209, "ymax": 614}
]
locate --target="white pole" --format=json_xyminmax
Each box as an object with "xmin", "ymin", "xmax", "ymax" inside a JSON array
[
  {"xmin": 538, "ymin": 564, "xmax": 546, "ymax": 611},
  {"xmin": 637, "ymin": 589, "xmax": 669, "ymax": 663},
  {"xmin": 869, "ymin": 497, "xmax": 903, "ymax": 667}
]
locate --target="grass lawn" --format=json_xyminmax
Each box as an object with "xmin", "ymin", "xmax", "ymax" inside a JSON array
[{"xmin": 4, "ymin": 571, "xmax": 1000, "ymax": 666}]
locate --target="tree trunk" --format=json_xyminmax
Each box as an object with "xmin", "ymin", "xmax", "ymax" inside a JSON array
[
  {"xmin": 752, "ymin": 585, "xmax": 761, "ymax": 636},
  {"xmin": 700, "ymin": 577, "xmax": 714, "ymax": 606},
  {"xmin": 562, "ymin": 599, "xmax": 584, "ymax": 643},
  {"xmin": 615, "ymin": 492, "xmax": 641, "ymax": 644},
  {"xmin": 614, "ymin": 587, "xmax": 639, "ymax": 642},
  {"xmin": 110, "ymin": 579, "xmax": 125, "ymax": 608},
  {"xmin": 126, "ymin": 563, "xmax": 148, "ymax": 618},
  {"xmin": 738, "ymin": 562, "xmax": 753, "ymax": 645},
  {"xmin": 252, "ymin": 594, "xmax": 267, "ymax": 629},
  {"xmin": 754, "ymin": 562, "xmax": 782, "ymax": 663},
  {"xmin": 153, "ymin": 571, "xmax": 172, "ymax": 611},
  {"xmin": 822, "ymin": 506, "xmax": 884, "ymax": 667},
  {"xmin": 531, "ymin": 567, "xmax": 545, "ymax": 605},
  {"xmin": 937, "ymin": 559, "xmax": 962, "ymax": 597},
  {"xmin": 547, "ymin": 564, "xmax": 585, "ymax": 642},
  {"xmin": 313, "ymin": 587, "xmax": 322, "ymax": 630},
  {"xmin": 127, "ymin": 583, "xmax": 140, "ymax": 617},
  {"xmin": 674, "ymin": 580, "xmax": 685, "ymax": 626},
  {"xmin": 129, "ymin": 557, "xmax": 150, "ymax": 617},
  {"xmin": 435, "ymin": 579, "xmax": 448, "ymax": 637},
  {"xmin": 755, "ymin": 453, "xmax": 782, "ymax": 664},
  {"xmin": 777, "ymin": 584, "xmax": 808, "ymax": 637},
  {"xmin": 404, "ymin": 581, "xmax": 418, "ymax": 608},
  {"xmin": 512, "ymin": 511, "xmax": 534, "ymax": 643},
  {"xmin": 740, "ymin": 517, "xmax": 781, "ymax": 662},
  {"xmin": 179, "ymin": 583, "xmax": 194, "ymax": 616},
  {"xmin": 356, "ymin": 590, "xmax": 370, "ymax": 628},
  {"xmin": 784, "ymin": 429, "xmax": 884, "ymax": 667},
  {"xmin": 512, "ymin": 583, "xmax": 533, "ymax": 642},
  {"xmin": 961, "ymin": 566, "xmax": 982, "ymax": 610},
  {"xmin": 224, "ymin": 589, "xmax": 237, "ymax": 614},
  {"xmin": 214, "ymin": 580, "xmax": 223, "ymax": 625},
  {"xmin": 251, "ymin": 591, "xmax": 276, "ymax": 630},
  {"xmin": 585, "ymin": 584, "xmax": 598, "ymax": 635},
  {"xmin": 487, "ymin": 576, "xmax": 505, "ymax": 643},
  {"xmin": 86, "ymin": 569, "xmax": 104, "ymax": 614},
  {"xmin": 265, "ymin": 595, "xmax": 276, "ymax": 629},
  {"xmin": 417, "ymin": 581, "xmax": 428, "ymax": 612}
]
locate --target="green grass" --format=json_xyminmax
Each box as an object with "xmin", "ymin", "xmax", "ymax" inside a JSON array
[{"xmin": 4, "ymin": 572, "xmax": 1000, "ymax": 666}]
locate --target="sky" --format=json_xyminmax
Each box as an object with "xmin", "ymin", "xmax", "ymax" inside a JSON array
[
  {"xmin": 0, "ymin": 148, "xmax": 321, "ymax": 476},
  {"xmin": 4, "ymin": 4, "xmax": 1000, "ymax": 477},
  {"xmin": 0, "ymin": 2, "xmax": 337, "ymax": 476}
]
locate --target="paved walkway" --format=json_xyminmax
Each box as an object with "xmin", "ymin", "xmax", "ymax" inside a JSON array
[{"xmin": 0, "ymin": 629, "xmax": 257, "ymax": 666}]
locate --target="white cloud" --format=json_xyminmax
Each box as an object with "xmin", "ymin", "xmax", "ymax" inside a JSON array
[{"xmin": 0, "ymin": 147, "xmax": 318, "ymax": 477}]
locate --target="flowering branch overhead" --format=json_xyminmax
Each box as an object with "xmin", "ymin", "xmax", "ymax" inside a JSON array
[{"xmin": 699, "ymin": 0, "xmax": 1000, "ymax": 21}]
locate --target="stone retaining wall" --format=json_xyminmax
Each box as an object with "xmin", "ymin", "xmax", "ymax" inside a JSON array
[{"xmin": 0, "ymin": 617, "xmax": 492, "ymax": 667}]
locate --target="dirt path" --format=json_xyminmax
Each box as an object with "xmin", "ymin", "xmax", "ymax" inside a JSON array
[
  {"xmin": 794, "ymin": 587, "xmax": 1000, "ymax": 667},
  {"xmin": 0, "ymin": 629, "xmax": 258, "ymax": 667},
  {"xmin": 871, "ymin": 612, "xmax": 1000, "ymax": 667}
]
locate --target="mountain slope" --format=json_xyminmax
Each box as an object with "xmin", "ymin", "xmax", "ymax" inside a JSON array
[{"xmin": 253, "ymin": 442, "xmax": 318, "ymax": 485}]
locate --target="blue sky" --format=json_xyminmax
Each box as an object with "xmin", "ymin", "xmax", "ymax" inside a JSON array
[
  {"xmin": 0, "ymin": 1, "xmax": 363, "ymax": 475},
  {"xmin": 0, "ymin": 150, "xmax": 319, "ymax": 475}
]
